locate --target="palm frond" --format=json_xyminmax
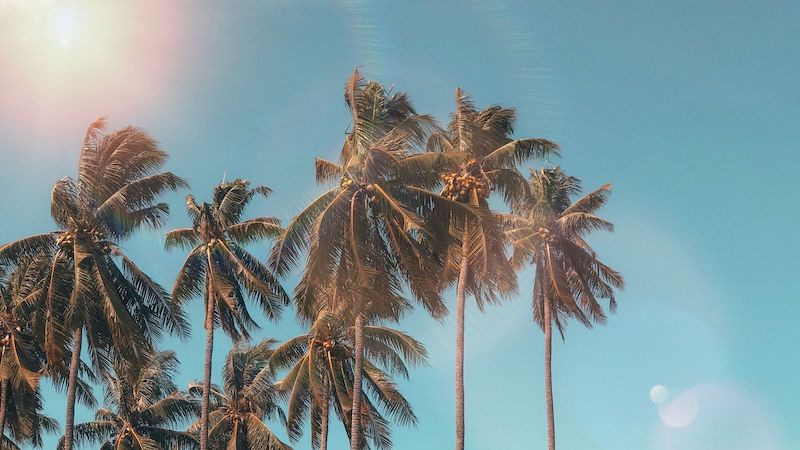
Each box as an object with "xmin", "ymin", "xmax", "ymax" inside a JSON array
[
  {"xmin": 225, "ymin": 218, "xmax": 282, "ymax": 246},
  {"xmin": 482, "ymin": 138, "xmax": 559, "ymax": 168}
]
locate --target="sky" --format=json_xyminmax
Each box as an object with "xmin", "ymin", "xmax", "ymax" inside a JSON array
[{"xmin": 0, "ymin": 0, "xmax": 798, "ymax": 449}]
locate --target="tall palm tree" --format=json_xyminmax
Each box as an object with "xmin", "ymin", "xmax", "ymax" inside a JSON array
[
  {"xmin": 271, "ymin": 309, "xmax": 426, "ymax": 450},
  {"xmin": 0, "ymin": 119, "xmax": 189, "ymax": 450},
  {"xmin": 269, "ymin": 70, "xmax": 450, "ymax": 450},
  {"xmin": 410, "ymin": 89, "xmax": 558, "ymax": 450},
  {"xmin": 188, "ymin": 339, "xmax": 291, "ymax": 450},
  {"xmin": 166, "ymin": 179, "xmax": 289, "ymax": 450},
  {"xmin": 506, "ymin": 167, "xmax": 624, "ymax": 450},
  {"xmin": 61, "ymin": 351, "xmax": 199, "ymax": 450}
]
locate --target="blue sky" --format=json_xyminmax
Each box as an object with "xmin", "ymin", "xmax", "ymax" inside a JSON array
[{"xmin": 1, "ymin": 0, "xmax": 798, "ymax": 448}]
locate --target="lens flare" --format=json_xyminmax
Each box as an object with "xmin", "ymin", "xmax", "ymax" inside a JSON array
[
  {"xmin": 653, "ymin": 383, "xmax": 784, "ymax": 450},
  {"xmin": 650, "ymin": 385, "xmax": 670, "ymax": 405},
  {"xmin": 658, "ymin": 389, "xmax": 699, "ymax": 428}
]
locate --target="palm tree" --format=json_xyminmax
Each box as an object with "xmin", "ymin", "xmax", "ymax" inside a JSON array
[
  {"xmin": 1, "ymin": 381, "xmax": 59, "ymax": 449},
  {"xmin": 5, "ymin": 253, "xmax": 99, "ymax": 438},
  {"xmin": 188, "ymin": 339, "xmax": 291, "ymax": 450},
  {"xmin": 269, "ymin": 70, "xmax": 451, "ymax": 450},
  {"xmin": 0, "ymin": 119, "xmax": 189, "ymax": 450},
  {"xmin": 61, "ymin": 351, "xmax": 199, "ymax": 450},
  {"xmin": 410, "ymin": 88, "xmax": 558, "ymax": 450},
  {"xmin": 506, "ymin": 167, "xmax": 624, "ymax": 450},
  {"xmin": 166, "ymin": 179, "xmax": 289, "ymax": 450},
  {"xmin": 0, "ymin": 264, "xmax": 56, "ymax": 450},
  {"xmin": 271, "ymin": 309, "xmax": 426, "ymax": 450},
  {"xmin": 0, "ymin": 261, "xmax": 47, "ymax": 439}
]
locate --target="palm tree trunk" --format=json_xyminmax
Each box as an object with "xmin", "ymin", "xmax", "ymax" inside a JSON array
[
  {"xmin": 543, "ymin": 298, "xmax": 555, "ymax": 450},
  {"xmin": 320, "ymin": 377, "xmax": 330, "ymax": 450},
  {"xmin": 349, "ymin": 313, "xmax": 365, "ymax": 450},
  {"xmin": 0, "ymin": 378, "xmax": 9, "ymax": 439},
  {"xmin": 63, "ymin": 327, "xmax": 83, "ymax": 450},
  {"xmin": 200, "ymin": 293, "xmax": 215, "ymax": 450},
  {"xmin": 454, "ymin": 220, "xmax": 469, "ymax": 450}
]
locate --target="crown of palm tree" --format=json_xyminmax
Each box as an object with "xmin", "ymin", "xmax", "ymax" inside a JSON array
[
  {"xmin": 0, "ymin": 118, "xmax": 189, "ymax": 374},
  {"xmin": 270, "ymin": 70, "xmax": 453, "ymax": 324},
  {"xmin": 271, "ymin": 310, "xmax": 426, "ymax": 450},
  {"xmin": 424, "ymin": 88, "xmax": 558, "ymax": 203},
  {"xmin": 399, "ymin": 88, "xmax": 560, "ymax": 306},
  {"xmin": 167, "ymin": 178, "xmax": 289, "ymax": 341},
  {"xmin": 188, "ymin": 340, "xmax": 291, "ymax": 450},
  {"xmin": 507, "ymin": 166, "xmax": 624, "ymax": 334},
  {"xmin": 61, "ymin": 351, "xmax": 198, "ymax": 450}
]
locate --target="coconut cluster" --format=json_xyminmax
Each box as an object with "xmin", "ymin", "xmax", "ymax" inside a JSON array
[
  {"xmin": 226, "ymin": 410, "xmax": 245, "ymax": 421},
  {"xmin": 311, "ymin": 337, "xmax": 336, "ymax": 351},
  {"xmin": 534, "ymin": 227, "xmax": 557, "ymax": 244},
  {"xmin": 0, "ymin": 325, "xmax": 19, "ymax": 348},
  {"xmin": 57, "ymin": 228, "xmax": 110, "ymax": 252},
  {"xmin": 440, "ymin": 160, "xmax": 490, "ymax": 203},
  {"xmin": 56, "ymin": 231, "xmax": 75, "ymax": 248}
]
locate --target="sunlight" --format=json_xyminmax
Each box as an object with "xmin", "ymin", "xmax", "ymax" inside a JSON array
[
  {"xmin": 50, "ymin": 4, "xmax": 81, "ymax": 47},
  {"xmin": 0, "ymin": 0, "xmax": 184, "ymax": 130}
]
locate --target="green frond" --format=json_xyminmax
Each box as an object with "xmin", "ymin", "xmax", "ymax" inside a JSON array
[
  {"xmin": 0, "ymin": 234, "xmax": 58, "ymax": 266},
  {"xmin": 171, "ymin": 246, "xmax": 207, "ymax": 304},
  {"xmin": 363, "ymin": 327, "xmax": 427, "ymax": 368},
  {"xmin": 225, "ymin": 218, "xmax": 282, "ymax": 246},
  {"xmin": 563, "ymin": 183, "xmax": 613, "ymax": 215},
  {"xmin": 164, "ymin": 228, "xmax": 202, "ymax": 251},
  {"xmin": 481, "ymin": 138, "xmax": 559, "ymax": 168},
  {"xmin": 116, "ymin": 250, "xmax": 190, "ymax": 339},
  {"xmin": 269, "ymin": 188, "xmax": 339, "ymax": 276},
  {"xmin": 315, "ymin": 159, "xmax": 344, "ymax": 185}
]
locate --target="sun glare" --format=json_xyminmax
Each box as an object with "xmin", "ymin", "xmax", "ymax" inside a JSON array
[
  {"xmin": 0, "ymin": 0, "xmax": 184, "ymax": 130},
  {"xmin": 50, "ymin": 4, "xmax": 81, "ymax": 47}
]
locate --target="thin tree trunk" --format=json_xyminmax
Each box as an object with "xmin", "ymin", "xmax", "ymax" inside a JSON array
[
  {"xmin": 0, "ymin": 378, "xmax": 8, "ymax": 439},
  {"xmin": 543, "ymin": 298, "xmax": 555, "ymax": 450},
  {"xmin": 200, "ymin": 292, "xmax": 215, "ymax": 450},
  {"xmin": 349, "ymin": 313, "xmax": 365, "ymax": 450},
  {"xmin": 320, "ymin": 377, "xmax": 330, "ymax": 450},
  {"xmin": 63, "ymin": 327, "xmax": 83, "ymax": 450},
  {"xmin": 454, "ymin": 220, "xmax": 469, "ymax": 450}
]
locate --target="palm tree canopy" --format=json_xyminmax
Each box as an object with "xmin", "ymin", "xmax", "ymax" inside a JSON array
[
  {"xmin": 507, "ymin": 166, "xmax": 624, "ymax": 335},
  {"xmin": 188, "ymin": 340, "xmax": 291, "ymax": 450},
  {"xmin": 0, "ymin": 119, "xmax": 189, "ymax": 375},
  {"xmin": 401, "ymin": 89, "xmax": 562, "ymax": 308},
  {"xmin": 270, "ymin": 70, "xmax": 457, "ymax": 324},
  {"xmin": 272, "ymin": 310, "xmax": 426, "ymax": 450},
  {"xmin": 0, "ymin": 262, "xmax": 47, "ymax": 391},
  {"xmin": 167, "ymin": 178, "xmax": 289, "ymax": 342},
  {"xmin": 59, "ymin": 351, "xmax": 199, "ymax": 450},
  {"xmin": 2, "ymin": 383, "xmax": 59, "ymax": 449}
]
